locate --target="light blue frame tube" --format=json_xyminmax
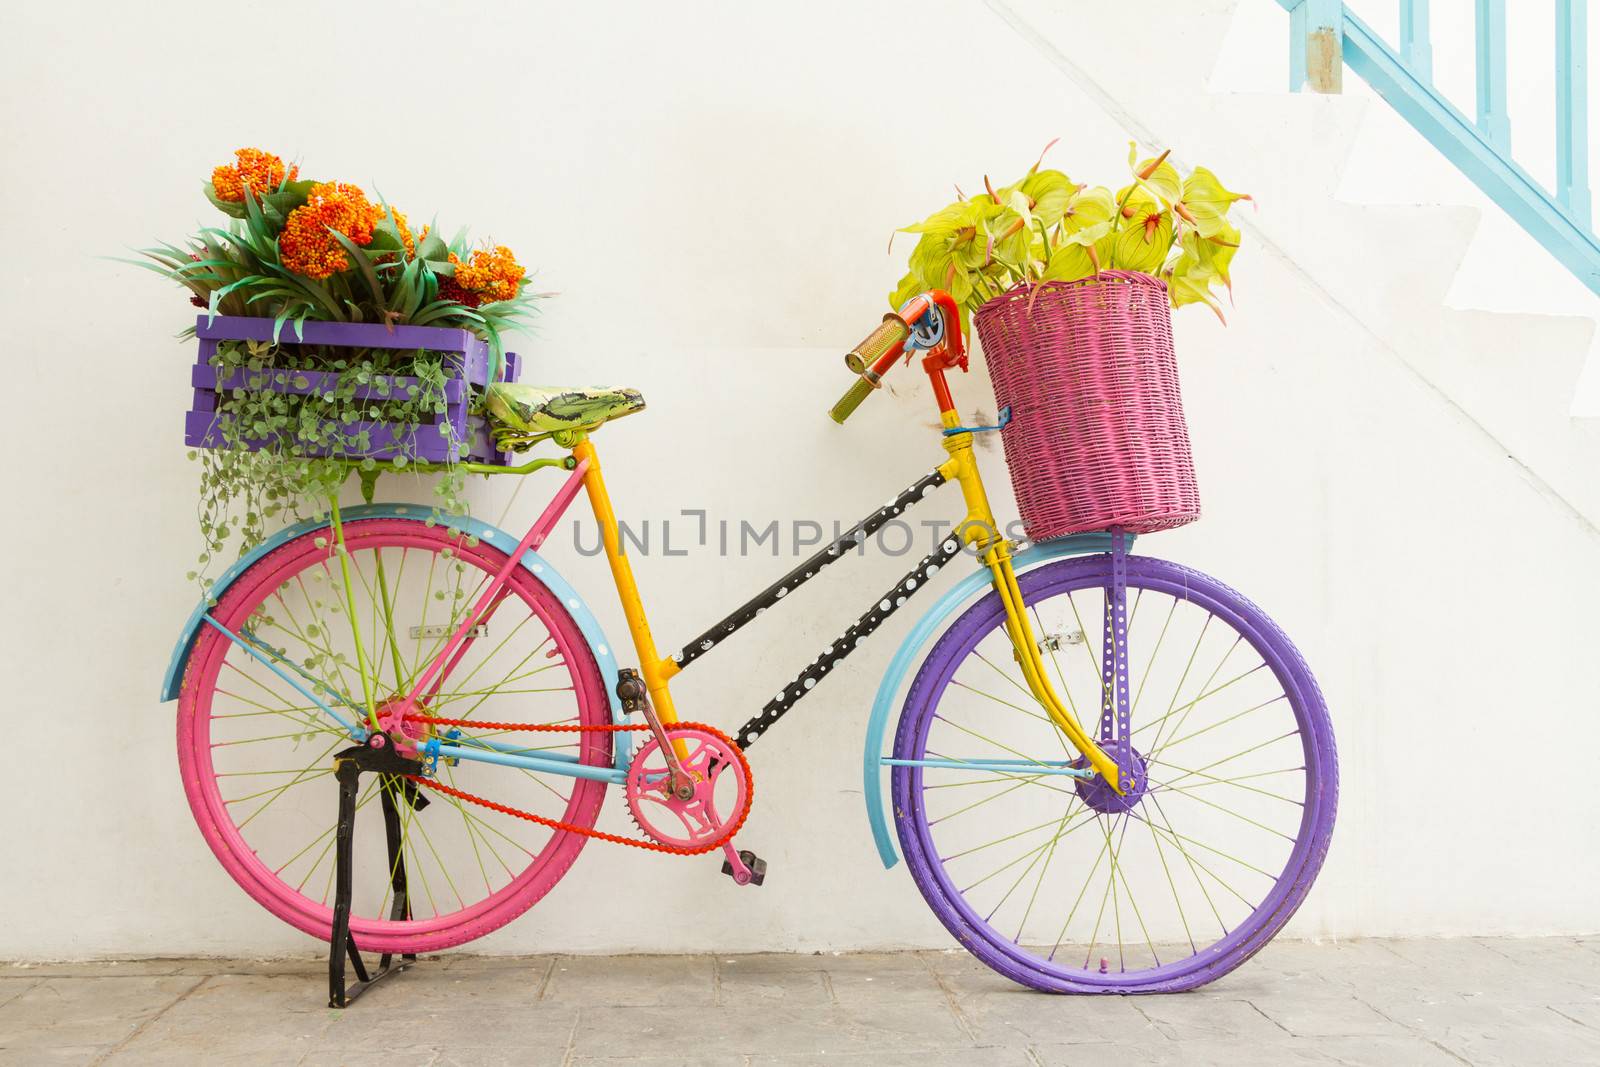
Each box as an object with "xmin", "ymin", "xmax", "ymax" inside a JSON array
[
  {"xmin": 880, "ymin": 757, "xmax": 1092, "ymax": 778},
  {"xmin": 199, "ymin": 614, "xmax": 363, "ymax": 737},
  {"xmin": 435, "ymin": 742, "xmax": 626, "ymax": 785}
]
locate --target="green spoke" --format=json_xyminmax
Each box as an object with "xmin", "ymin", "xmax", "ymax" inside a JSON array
[
  {"xmin": 212, "ymin": 682, "xmax": 324, "ymax": 725},
  {"xmin": 1136, "ymin": 615, "xmax": 1211, "ymax": 749},
  {"xmin": 1046, "ymin": 814, "xmax": 1114, "ymax": 962},
  {"xmin": 1109, "ymin": 819, "xmax": 1159, "ymax": 969},
  {"xmin": 1133, "ymin": 803, "xmax": 1276, "ymax": 886},
  {"xmin": 212, "ymin": 706, "xmax": 323, "ymax": 720},
  {"xmin": 1129, "ymin": 597, "xmax": 1178, "ymax": 721},
  {"xmin": 444, "ymin": 643, "xmax": 568, "ymax": 723},
  {"xmin": 1146, "ymin": 759, "xmax": 1305, "ymax": 806},
  {"xmin": 444, "ymin": 764, "xmax": 515, "ymax": 887},
  {"xmin": 224, "ymin": 769, "xmax": 333, "ymax": 806},
  {"xmin": 1064, "ymin": 591, "xmax": 1106, "ymax": 689},
  {"xmin": 1144, "ymin": 810, "xmax": 1196, "ymax": 956},
  {"xmin": 924, "ymin": 751, "xmax": 1081, "ymax": 801},
  {"xmin": 972, "ymin": 648, "xmax": 1039, "ymax": 704},
  {"xmin": 1149, "ymin": 731, "xmax": 1302, "ymax": 792},
  {"xmin": 1144, "ymin": 795, "xmax": 1227, "ymax": 935},
  {"xmin": 933, "ymin": 717, "xmax": 1050, "ymax": 769},
  {"xmin": 219, "ymin": 661, "xmax": 334, "ymax": 731},
  {"xmin": 931, "ymin": 775, "xmax": 1040, "ymax": 827},
  {"xmin": 403, "ymin": 790, "xmax": 467, "ymax": 912},
  {"xmin": 212, "ymin": 727, "xmax": 346, "ymax": 748},
  {"xmin": 958, "ymin": 803, "xmax": 1102, "ymax": 895},
  {"xmin": 951, "ymin": 677, "xmax": 1056, "ymax": 729},
  {"xmin": 282, "ymin": 576, "xmax": 359, "ymax": 701},
  {"xmin": 941, "ymin": 812, "xmax": 1072, "ymax": 864},
  {"xmin": 286, "ymin": 779, "xmax": 380, "ymax": 888},
  {"xmin": 409, "ymin": 549, "xmax": 443, "ymax": 679},
  {"xmin": 1145, "ymin": 774, "xmax": 1298, "ymax": 843},
  {"xmin": 1012, "ymin": 797, "xmax": 1080, "ymax": 939},
  {"xmin": 1151, "ymin": 679, "xmax": 1279, "ymax": 759},
  {"xmin": 1082, "ymin": 815, "xmax": 1125, "ymax": 970},
  {"xmin": 1147, "ymin": 637, "xmax": 1246, "ymax": 762},
  {"xmin": 1031, "ymin": 604, "xmax": 1087, "ymax": 734},
  {"xmin": 432, "ymin": 617, "xmax": 545, "ymax": 708},
  {"xmin": 234, "ymin": 736, "xmax": 344, "ymax": 830},
  {"xmin": 395, "ymin": 785, "xmax": 441, "ymax": 918}
]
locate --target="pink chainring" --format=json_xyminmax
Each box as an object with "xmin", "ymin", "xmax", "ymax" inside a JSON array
[{"xmin": 625, "ymin": 727, "xmax": 751, "ymax": 849}]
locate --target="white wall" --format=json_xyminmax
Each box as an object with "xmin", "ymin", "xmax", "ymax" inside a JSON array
[{"xmin": 2, "ymin": 0, "xmax": 1597, "ymax": 959}]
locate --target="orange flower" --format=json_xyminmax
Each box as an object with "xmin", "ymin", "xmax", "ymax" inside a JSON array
[
  {"xmin": 211, "ymin": 148, "xmax": 297, "ymax": 202},
  {"xmin": 440, "ymin": 245, "xmax": 524, "ymax": 307},
  {"xmin": 279, "ymin": 182, "xmax": 384, "ymax": 280},
  {"xmin": 390, "ymin": 209, "xmax": 429, "ymax": 258}
]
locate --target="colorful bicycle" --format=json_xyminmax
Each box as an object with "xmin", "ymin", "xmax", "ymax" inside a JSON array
[{"xmin": 163, "ymin": 288, "xmax": 1336, "ymax": 1003}]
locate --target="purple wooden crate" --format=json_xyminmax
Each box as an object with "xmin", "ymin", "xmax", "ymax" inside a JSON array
[{"xmin": 184, "ymin": 315, "xmax": 521, "ymax": 466}]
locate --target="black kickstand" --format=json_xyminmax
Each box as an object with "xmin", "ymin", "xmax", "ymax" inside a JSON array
[{"xmin": 328, "ymin": 735, "xmax": 429, "ymax": 1008}]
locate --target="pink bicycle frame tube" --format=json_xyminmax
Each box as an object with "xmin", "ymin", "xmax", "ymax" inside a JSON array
[{"xmin": 397, "ymin": 458, "xmax": 591, "ymax": 717}]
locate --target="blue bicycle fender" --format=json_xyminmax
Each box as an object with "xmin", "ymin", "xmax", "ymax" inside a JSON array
[
  {"xmin": 159, "ymin": 504, "xmax": 631, "ymax": 764},
  {"xmin": 862, "ymin": 533, "xmax": 1120, "ymax": 869}
]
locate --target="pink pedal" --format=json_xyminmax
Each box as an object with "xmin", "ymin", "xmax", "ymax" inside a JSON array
[{"xmin": 720, "ymin": 845, "xmax": 766, "ymax": 887}]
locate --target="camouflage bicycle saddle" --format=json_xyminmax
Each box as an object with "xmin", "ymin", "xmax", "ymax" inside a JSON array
[{"xmin": 485, "ymin": 383, "xmax": 646, "ymax": 451}]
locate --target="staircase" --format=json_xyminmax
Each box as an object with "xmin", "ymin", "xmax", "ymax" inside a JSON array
[{"xmin": 987, "ymin": 0, "xmax": 1600, "ymax": 528}]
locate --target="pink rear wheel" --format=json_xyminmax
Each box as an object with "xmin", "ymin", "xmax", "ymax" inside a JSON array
[{"xmin": 177, "ymin": 517, "xmax": 611, "ymax": 954}]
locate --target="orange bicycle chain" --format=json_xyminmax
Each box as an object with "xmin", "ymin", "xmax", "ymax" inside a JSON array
[{"xmin": 400, "ymin": 714, "xmax": 753, "ymax": 857}]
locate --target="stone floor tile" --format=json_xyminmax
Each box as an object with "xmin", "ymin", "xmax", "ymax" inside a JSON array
[
  {"xmin": 1550, "ymin": 998, "xmax": 1600, "ymax": 1030},
  {"xmin": 0, "ymin": 975, "xmax": 203, "ymax": 1050},
  {"xmin": 714, "ymin": 953, "xmax": 833, "ymax": 1009},
  {"xmin": 1433, "ymin": 1017, "xmax": 1600, "ymax": 1066},
  {"xmin": 751, "ymin": 1050, "xmax": 1036, "ymax": 1066},
  {"xmin": 319, "ymin": 1004, "xmax": 577, "ymax": 1057},
  {"xmin": 171, "ymin": 955, "xmax": 334, "ymax": 976},
  {"xmin": 954, "ymin": 986, "xmax": 1163, "ymax": 1045},
  {"xmin": 0, "ymin": 960, "xmax": 186, "ymax": 979},
  {"xmin": 297, "ymin": 1049, "xmax": 439, "ymax": 1067},
  {"xmin": 431, "ymin": 1049, "xmax": 575, "ymax": 1067},
  {"xmin": 1033, "ymin": 1038, "xmax": 1326, "ymax": 1066},
  {"xmin": 571, "ymin": 1002, "xmax": 971, "ymax": 1059},
  {"xmin": 571, "ymin": 1057, "xmax": 748, "ymax": 1067},
  {"xmin": 0, "ymin": 979, "xmax": 39, "ymax": 1011},
  {"xmin": 0, "ymin": 1047, "xmax": 106, "ymax": 1066},
  {"xmin": 1245, "ymin": 986, "xmax": 1407, "ymax": 1039},
  {"xmin": 542, "ymin": 954, "xmax": 716, "ymax": 1007},
  {"xmin": 1131, "ymin": 995, "xmax": 1289, "ymax": 1040}
]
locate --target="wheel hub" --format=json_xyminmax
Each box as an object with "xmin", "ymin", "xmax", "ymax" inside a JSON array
[{"xmin": 1073, "ymin": 745, "xmax": 1149, "ymax": 814}]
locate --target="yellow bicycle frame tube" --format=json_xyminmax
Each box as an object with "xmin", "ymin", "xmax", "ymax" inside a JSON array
[
  {"xmin": 570, "ymin": 438, "xmax": 684, "ymax": 725},
  {"xmin": 935, "ymin": 411, "xmax": 1123, "ymax": 791}
]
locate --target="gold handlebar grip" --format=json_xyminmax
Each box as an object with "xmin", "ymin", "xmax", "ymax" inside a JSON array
[
  {"xmin": 829, "ymin": 375, "xmax": 877, "ymax": 424},
  {"xmin": 844, "ymin": 314, "xmax": 911, "ymax": 374}
]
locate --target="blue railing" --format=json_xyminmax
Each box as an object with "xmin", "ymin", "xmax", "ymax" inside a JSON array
[{"xmin": 1278, "ymin": 1, "xmax": 1600, "ymax": 298}]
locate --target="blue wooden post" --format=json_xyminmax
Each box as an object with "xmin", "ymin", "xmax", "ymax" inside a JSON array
[
  {"xmin": 1289, "ymin": 0, "xmax": 1343, "ymax": 93},
  {"xmin": 1475, "ymin": 0, "xmax": 1511, "ymax": 150},
  {"xmin": 1557, "ymin": 0, "xmax": 1592, "ymax": 227},
  {"xmin": 1400, "ymin": 0, "xmax": 1432, "ymax": 80}
]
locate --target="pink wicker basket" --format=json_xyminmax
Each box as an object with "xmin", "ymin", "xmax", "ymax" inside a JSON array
[{"xmin": 974, "ymin": 272, "xmax": 1200, "ymax": 542}]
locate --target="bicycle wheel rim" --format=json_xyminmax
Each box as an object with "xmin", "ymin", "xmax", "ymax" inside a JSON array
[
  {"xmin": 178, "ymin": 518, "xmax": 611, "ymax": 953},
  {"xmin": 893, "ymin": 556, "xmax": 1337, "ymax": 992}
]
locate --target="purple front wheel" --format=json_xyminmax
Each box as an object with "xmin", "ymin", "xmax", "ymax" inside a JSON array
[{"xmin": 892, "ymin": 556, "xmax": 1337, "ymax": 993}]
